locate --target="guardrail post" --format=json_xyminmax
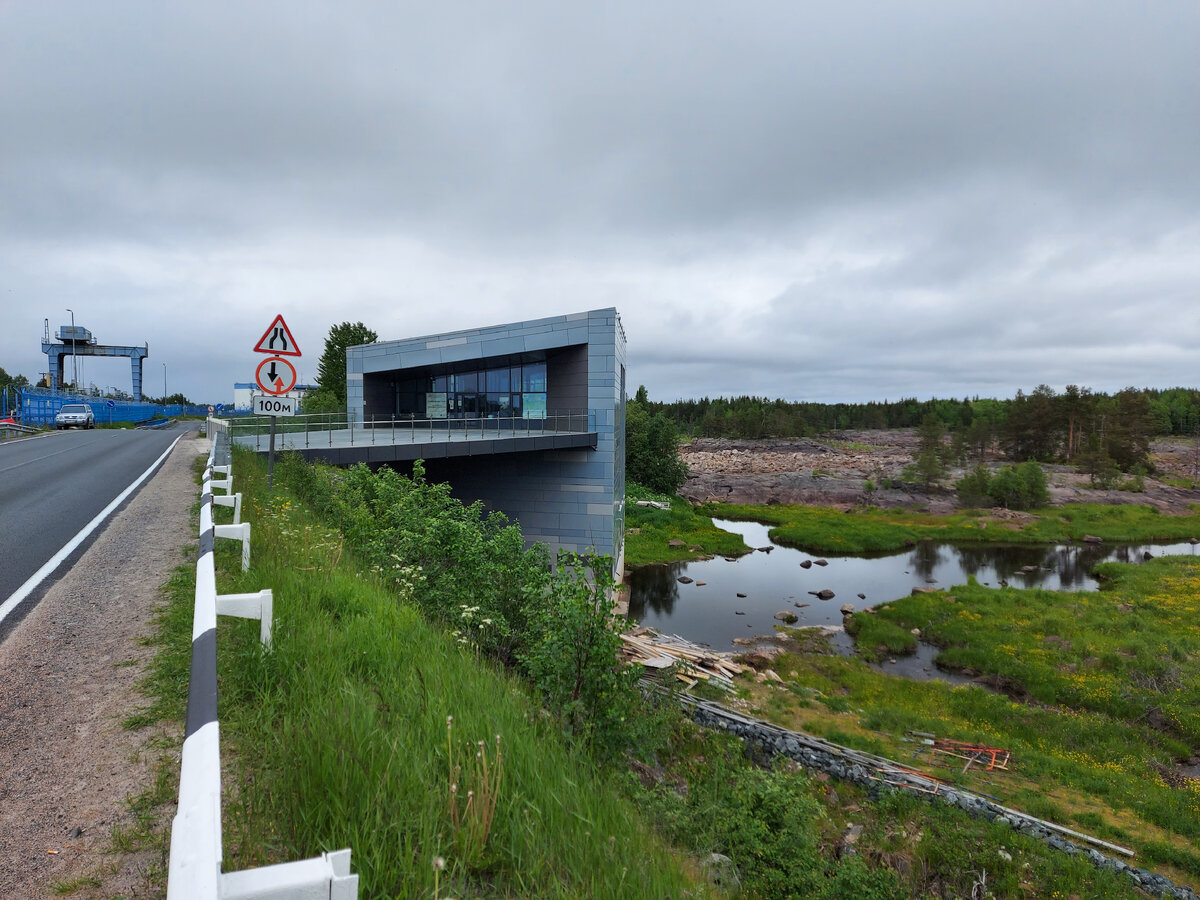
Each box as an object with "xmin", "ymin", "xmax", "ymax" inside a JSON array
[
  {"xmin": 213, "ymin": 492, "xmax": 243, "ymax": 524},
  {"xmin": 214, "ymin": 522, "xmax": 252, "ymax": 572},
  {"xmin": 216, "ymin": 589, "xmax": 273, "ymax": 646}
]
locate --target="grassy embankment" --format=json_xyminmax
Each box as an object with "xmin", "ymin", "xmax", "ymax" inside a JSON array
[
  {"xmin": 138, "ymin": 451, "xmax": 702, "ymax": 899},
  {"xmin": 702, "ymin": 501, "xmax": 1200, "ymax": 556},
  {"xmin": 121, "ymin": 457, "xmax": 1198, "ymax": 899}
]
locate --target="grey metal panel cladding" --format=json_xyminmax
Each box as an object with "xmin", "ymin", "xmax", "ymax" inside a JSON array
[{"xmin": 546, "ymin": 344, "xmax": 588, "ymax": 411}]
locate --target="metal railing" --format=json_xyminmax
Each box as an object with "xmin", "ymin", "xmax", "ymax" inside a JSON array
[
  {"xmin": 229, "ymin": 409, "xmax": 594, "ymax": 452},
  {"xmin": 167, "ymin": 419, "xmax": 357, "ymax": 899}
]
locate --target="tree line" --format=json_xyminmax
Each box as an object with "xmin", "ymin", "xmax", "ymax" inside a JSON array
[
  {"xmin": 645, "ymin": 385, "xmax": 1200, "ymax": 476},
  {"xmin": 652, "ymin": 386, "xmax": 1200, "ymax": 441}
]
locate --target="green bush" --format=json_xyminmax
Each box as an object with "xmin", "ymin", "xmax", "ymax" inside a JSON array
[
  {"xmin": 277, "ymin": 454, "xmax": 649, "ymax": 755},
  {"xmin": 955, "ymin": 463, "xmax": 993, "ymax": 507},
  {"xmin": 519, "ymin": 552, "xmax": 643, "ymax": 756},
  {"xmin": 955, "ymin": 460, "xmax": 1049, "ymax": 510}
]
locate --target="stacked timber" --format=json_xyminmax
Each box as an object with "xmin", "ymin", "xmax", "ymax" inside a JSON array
[{"xmin": 621, "ymin": 627, "xmax": 748, "ymax": 691}]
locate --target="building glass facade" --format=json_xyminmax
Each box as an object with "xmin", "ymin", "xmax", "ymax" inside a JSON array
[{"xmin": 389, "ymin": 360, "xmax": 548, "ymax": 419}]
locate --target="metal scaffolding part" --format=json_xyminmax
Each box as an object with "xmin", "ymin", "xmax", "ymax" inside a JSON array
[{"xmin": 42, "ymin": 319, "xmax": 150, "ymax": 400}]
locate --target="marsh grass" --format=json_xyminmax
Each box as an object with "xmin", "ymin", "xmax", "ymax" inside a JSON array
[
  {"xmin": 704, "ymin": 501, "xmax": 1200, "ymax": 554},
  {"xmin": 745, "ymin": 557, "xmax": 1200, "ymax": 888},
  {"xmin": 624, "ymin": 483, "xmax": 748, "ymax": 566},
  {"xmin": 208, "ymin": 448, "xmax": 701, "ymax": 898}
]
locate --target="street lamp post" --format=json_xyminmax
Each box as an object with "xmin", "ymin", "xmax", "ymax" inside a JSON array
[
  {"xmin": 66, "ymin": 307, "xmax": 76, "ymax": 392},
  {"xmin": 163, "ymin": 363, "xmax": 167, "ymax": 403}
]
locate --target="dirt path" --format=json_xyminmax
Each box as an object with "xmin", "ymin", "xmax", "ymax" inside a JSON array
[
  {"xmin": 0, "ymin": 432, "xmax": 206, "ymax": 899},
  {"xmin": 680, "ymin": 431, "xmax": 1200, "ymax": 513}
]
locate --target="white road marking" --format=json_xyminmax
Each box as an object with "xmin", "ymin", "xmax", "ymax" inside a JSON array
[{"xmin": 0, "ymin": 434, "xmax": 183, "ymax": 630}]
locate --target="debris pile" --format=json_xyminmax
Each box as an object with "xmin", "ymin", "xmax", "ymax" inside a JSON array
[{"xmin": 620, "ymin": 627, "xmax": 747, "ymax": 691}]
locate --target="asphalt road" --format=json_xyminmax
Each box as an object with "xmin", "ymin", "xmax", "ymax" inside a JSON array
[{"xmin": 0, "ymin": 424, "xmax": 192, "ymax": 618}]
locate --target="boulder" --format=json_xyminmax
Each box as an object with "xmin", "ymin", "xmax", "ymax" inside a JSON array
[
  {"xmin": 800, "ymin": 559, "xmax": 813, "ymax": 569},
  {"xmin": 857, "ymin": 592, "xmax": 866, "ymax": 600},
  {"xmin": 911, "ymin": 586, "xmax": 936, "ymax": 595},
  {"xmin": 814, "ymin": 559, "xmax": 829, "ymax": 567},
  {"xmin": 807, "ymin": 588, "xmax": 835, "ymax": 600},
  {"xmin": 840, "ymin": 603, "xmax": 855, "ymax": 615},
  {"xmin": 1082, "ymin": 534, "xmax": 1103, "ymax": 544},
  {"xmin": 677, "ymin": 576, "xmax": 694, "ymax": 584},
  {"xmin": 667, "ymin": 539, "xmax": 686, "ymax": 548},
  {"xmin": 700, "ymin": 853, "xmax": 740, "ymax": 891},
  {"xmin": 774, "ymin": 610, "xmax": 799, "ymax": 624}
]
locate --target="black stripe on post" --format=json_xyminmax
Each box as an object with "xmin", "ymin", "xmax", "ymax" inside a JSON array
[
  {"xmin": 199, "ymin": 528, "xmax": 214, "ymax": 556},
  {"xmin": 185, "ymin": 627, "xmax": 218, "ymax": 739}
]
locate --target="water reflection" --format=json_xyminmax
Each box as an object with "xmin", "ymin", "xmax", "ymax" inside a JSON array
[{"xmin": 626, "ymin": 519, "xmax": 1197, "ymax": 652}]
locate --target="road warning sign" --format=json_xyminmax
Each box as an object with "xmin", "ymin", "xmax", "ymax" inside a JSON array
[
  {"xmin": 253, "ymin": 314, "xmax": 302, "ymax": 356},
  {"xmin": 255, "ymin": 356, "xmax": 297, "ymax": 395}
]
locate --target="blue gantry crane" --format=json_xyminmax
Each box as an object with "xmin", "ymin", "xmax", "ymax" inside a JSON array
[{"xmin": 41, "ymin": 319, "xmax": 150, "ymax": 400}]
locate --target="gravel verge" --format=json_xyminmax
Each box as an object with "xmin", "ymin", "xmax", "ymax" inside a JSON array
[{"xmin": 0, "ymin": 432, "xmax": 206, "ymax": 899}]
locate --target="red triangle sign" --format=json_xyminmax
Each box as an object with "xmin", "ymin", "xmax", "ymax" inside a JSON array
[{"xmin": 253, "ymin": 314, "xmax": 302, "ymax": 356}]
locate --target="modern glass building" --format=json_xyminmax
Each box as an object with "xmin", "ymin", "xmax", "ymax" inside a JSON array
[{"xmin": 345, "ymin": 308, "xmax": 626, "ymax": 571}]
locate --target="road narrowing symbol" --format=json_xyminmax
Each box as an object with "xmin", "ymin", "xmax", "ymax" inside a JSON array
[
  {"xmin": 252, "ymin": 314, "xmax": 302, "ymax": 356},
  {"xmin": 255, "ymin": 356, "xmax": 297, "ymax": 395}
]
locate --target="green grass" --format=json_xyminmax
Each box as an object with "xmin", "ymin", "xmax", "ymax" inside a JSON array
[
  {"xmin": 703, "ymin": 501, "xmax": 1200, "ymax": 554},
  {"xmin": 203, "ymin": 449, "xmax": 703, "ymax": 899},
  {"xmin": 624, "ymin": 483, "xmax": 749, "ymax": 566},
  {"xmin": 738, "ymin": 558, "xmax": 1200, "ymax": 890}
]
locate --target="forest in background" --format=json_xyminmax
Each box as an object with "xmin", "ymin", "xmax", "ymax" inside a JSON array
[{"xmin": 646, "ymin": 385, "xmax": 1200, "ymax": 473}]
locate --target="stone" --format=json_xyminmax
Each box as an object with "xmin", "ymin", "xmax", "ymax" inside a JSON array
[
  {"xmin": 667, "ymin": 538, "xmax": 686, "ymax": 547},
  {"xmin": 736, "ymin": 592, "xmax": 747, "ymax": 598},
  {"xmin": 814, "ymin": 558, "xmax": 829, "ymax": 566},
  {"xmin": 677, "ymin": 576, "xmax": 693, "ymax": 584},
  {"xmin": 695, "ymin": 581, "xmax": 706, "ymax": 586},
  {"xmin": 808, "ymin": 588, "xmax": 835, "ymax": 600},
  {"xmin": 735, "ymin": 610, "xmax": 746, "ymax": 615},
  {"xmin": 911, "ymin": 586, "xmax": 936, "ymax": 595},
  {"xmin": 757, "ymin": 546, "xmax": 774, "ymax": 553},
  {"xmin": 911, "ymin": 627, "xmax": 921, "ymax": 637},
  {"xmin": 840, "ymin": 603, "xmax": 855, "ymax": 615},
  {"xmin": 1082, "ymin": 534, "xmax": 1103, "ymax": 544},
  {"xmin": 774, "ymin": 611, "xmax": 798, "ymax": 624},
  {"xmin": 800, "ymin": 559, "xmax": 813, "ymax": 569},
  {"xmin": 857, "ymin": 592, "xmax": 866, "ymax": 600},
  {"xmin": 700, "ymin": 852, "xmax": 740, "ymax": 890}
]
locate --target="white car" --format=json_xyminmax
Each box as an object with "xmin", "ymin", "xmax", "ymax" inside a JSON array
[{"xmin": 55, "ymin": 404, "xmax": 96, "ymax": 429}]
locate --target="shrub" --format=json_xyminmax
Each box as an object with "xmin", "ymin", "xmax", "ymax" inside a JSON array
[
  {"xmin": 955, "ymin": 464, "xmax": 993, "ymax": 507},
  {"xmin": 958, "ymin": 460, "xmax": 1049, "ymax": 510}
]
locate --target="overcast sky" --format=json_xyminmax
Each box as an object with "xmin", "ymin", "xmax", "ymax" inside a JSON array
[{"xmin": 2, "ymin": 2, "xmax": 1197, "ymax": 406}]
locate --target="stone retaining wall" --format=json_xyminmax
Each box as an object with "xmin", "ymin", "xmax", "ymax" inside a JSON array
[{"xmin": 683, "ymin": 695, "xmax": 1197, "ymax": 900}]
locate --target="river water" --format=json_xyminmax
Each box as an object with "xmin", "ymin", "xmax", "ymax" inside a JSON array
[{"xmin": 626, "ymin": 519, "xmax": 1199, "ymax": 652}]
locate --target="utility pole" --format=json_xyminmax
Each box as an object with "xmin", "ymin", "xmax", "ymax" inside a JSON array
[
  {"xmin": 66, "ymin": 307, "xmax": 76, "ymax": 391},
  {"xmin": 163, "ymin": 362, "xmax": 167, "ymax": 402}
]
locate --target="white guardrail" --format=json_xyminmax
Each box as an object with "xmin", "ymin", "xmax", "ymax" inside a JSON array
[{"xmin": 168, "ymin": 418, "xmax": 358, "ymax": 899}]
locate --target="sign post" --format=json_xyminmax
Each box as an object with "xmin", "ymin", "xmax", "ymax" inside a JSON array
[{"xmin": 252, "ymin": 315, "xmax": 302, "ymax": 489}]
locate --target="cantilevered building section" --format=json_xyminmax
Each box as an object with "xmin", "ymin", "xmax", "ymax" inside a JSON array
[{"xmin": 345, "ymin": 308, "xmax": 626, "ymax": 571}]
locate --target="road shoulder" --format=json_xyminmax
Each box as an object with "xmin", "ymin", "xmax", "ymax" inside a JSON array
[{"xmin": 0, "ymin": 432, "xmax": 207, "ymax": 899}]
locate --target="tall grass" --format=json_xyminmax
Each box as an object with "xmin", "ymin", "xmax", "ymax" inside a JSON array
[{"xmin": 210, "ymin": 449, "xmax": 702, "ymax": 899}]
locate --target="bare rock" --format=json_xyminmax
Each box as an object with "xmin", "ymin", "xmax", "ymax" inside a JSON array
[
  {"xmin": 774, "ymin": 610, "xmax": 799, "ymax": 624},
  {"xmin": 800, "ymin": 560, "xmax": 813, "ymax": 569}
]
